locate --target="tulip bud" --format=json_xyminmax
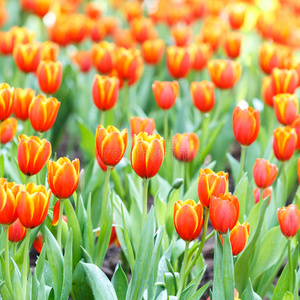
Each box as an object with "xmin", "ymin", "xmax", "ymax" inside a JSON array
[
  {"xmin": 172, "ymin": 133, "xmax": 199, "ymax": 162},
  {"xmin": 0, "ymin": 181, "xmax": 18, "ymax": 225},
  {"xmin": 172, "ymin": 178, "xmax": 184, "ymax": 190},
  {"xmin": 223, "ymin": 31, "xmax": 243, "ymax": 59},
  {"xmin": 174, "ymin": 199, "xmax": 203, "ymax": 241},
  {"xmin": 85, "ymin": 2, "xmax": 102, "ymax": 19},
  {"xmin": 271, "ymin": 68, "xmax": 298, "ymax": 95},
  {"xmin": 152, "ymin": 81, "xmax": 179, "ymax": 110},
  {"xmin": 41, "ymin": 41, "xmax": 59, "ymax": 61},
  {"xmin": 8, "ymin": 219, "xmax": 27, "ymax": 243},
  {"xmin": 259, "ymin": 43, "xmax": 282, "ymax": 75},
  {"xmin": 32, "ymin": 0, "xmax": 50, "ymax": 17},
  {"xmin": 91, "ymin": 42, "xmax": 116, "ymax": 74},
  {"xmin": 227, "ymin": 3, "xmax": 247, "ymax": 30},
  {"xmin": 130, "ymin": 117, "xmax": 155, "ymax": 138},
  {"xmin": 33, "ymin": 232, "xmax": 43, "ymax": 253},
  {"xmin": 278, "ymin": 204, "xmax": 300, "ymax": 239},
  {"xmin": 253, "ymin": 187, "xmax": 272, "ymax": 204},
  {"xmin": 292, "ymin": 115, "xmax": 300, "ymax": 150},
  {"xmin": 114, "ymin": 28, "xmax": 136, "ymax": 49},
  {"xmin": 166, "ymin": 45, "xmax": 191, "ymax": 78},
  {"xmin": 229, "ymin": 222, "xmax": 249, "ymax": 256},
  {"xmin": 90, "ymin": 20, "xmax": 106, "ymax": 42},
  {"xmin": 102, "ymin": 16, "xmax": 119, "ymax": 35},
  {"xmin": 273, "ymin": 93, "xmax": 298, "ymax": 125},
  {"xmin": 130, "ymin": 17, "xmax": 157, "ymax": 44},
  {"xmin": 262, "ymin": 76, "xmax": 275, "ymax": 107},
  {"xmin": 71, "ymin": 51, "xmax": 92, "ymax": 73},
  {"xmin": 171, "ymin": 24, "xmax": 192, "ymax": 47},
  {"xmin": 13, "ymin": 88, "xmax": 35, "ymax": 121},
  {"xmin": 189, "ymin": 42, "xmax": 212, "ymax": 71},
  {"xmin": 253, "ymin": 158, "xmax": 278, "ymax": 188},
  {"xmin": 0, "ymin": 118, "xmax": 17, "ymax": 144},
  {"xmin": 0, "ymin": 83, "xmax": 14, "ymax": 121},
  {"xmin": 52, "ymin": 201, "xmax": 68, "ymax": 226},
  {"xmin": 190, "ymin": 81, "xmax": 215, "ymax": 113},
  {"xmin": 123, "ymin": 1, "xmax": 143, "ymax": 23},
  {"xmin": 141, "ymin": 39, "xmax": 165, "ymax": 65}
]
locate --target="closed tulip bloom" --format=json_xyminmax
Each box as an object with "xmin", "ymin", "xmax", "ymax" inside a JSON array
[
  {"xmin": 69, "ymin": 14, "xmax": 89, "ymax": 44},
  {"xmin": 51, "ymin": 201, "xmax": 68, "ymax": 226},
  {"xmin": 47, "ymin": 157, "xmax": 80, "ymax": 199},
  {"xmin": 152, "ymin": 81, "xmax": 179, "ymax": 110},
  {"xmin": 253, "ymin": 158, "xmax": 278, "ymax": 188},
  {"xmin": 0, "ymin": 83, "xmax": 14, "ymax": 121},
  {"xmin": 92, "ymin": 75, "xmax": 119, "ymax": 111},
  {"xmin": 91, "ymin": 42, "xmax": 116, "ymax": 74},
  {"xmin": 71, "ymin": 51, "xmax": 92, "ymax": 73},
  {"xmin": 0, "ymin": 181, "xmax": 18, "ymax": 225},
  {"xmin": 114, "ymin": 28, "xmax": 136, "ymax": 49},
  {"xmin": 271, "ymin": 68, "xmax": 298, "ymax": 95},
  {"xmin": 197, "ymin": 169, "xmax": 228, "ymax": 208},
  {"xmin": 253, "ymin": 187, "xmax": 272, "ymax": 204},
  {"xmin": 190, "ymin": 81, "xmax": 215, "ymax": 113},
  {"xmin": 172, "ymin": 133, "xmax": 199, "ymax": 162},
  {"xmin": 223, "ymin": 31, "xmax": 243, "ymax": 59},
  {"xmin": 141, "ymin": 39, "xmax": 165, "ymax": 65},
  {"xmin": 190, "ymin": 43, "xmax": 212, "ymax": 71},
  {"xmin": 259, "ymin": 43, "xmax": 282, "ymax": 75},
  {"xmin": 227, "ymin": 3, "xmax": 247, "ymax": 30},
  {"xmin": 130, "ymin": 117, "xmax": 155, "ymax": 138},
  {"xmin": 95, "ymin": 125, "xmax": 128, "ymax": 167},
  {"xmin": 13, "ymin": 42, "xmax": 41, "ymax": 73},
  {"xmin": 33, "ymin": 232, "xmax": 43, "ymax": 253},
  {"xmin": 130, "ymin": 17, "xmax": 157, "ymax": 44},
  {"xmin": 13, "ymin": 88, "xmax": 35, "ymax": 120},
  {"xmin": 273, "ymin": 93, "xmax": 298, "ymax": 125},
  {"xmin": 210, "ymin": 193, "xmax": 240, "ymax": 234},
  {"xmin": 32, "ymin": 0, "xmax": 50, "ymax": 17},
  {"xmin": 171, "ymin": 24, "xmax": 192, "ymax": 47},
  {"xmin": 41, "ymin": 41, "xmax": 59, "ymax": 61},
  {"xmin": 90, "ymin": 20, "xmax": 106, "ymax": 43},
  {"xmin": 273, "ymin": 127, "xmax": 297, "ymax": 161},
  {"xmin": 102, "ymin": 16, "xmax": 119, "ymax": 35},
  {"xmin": 166, "ymin": 45, "xmax": 191, "ymax": 78},
  {"xmin": 278, "ymin": 204, "xmax": 300, "ymax": 239},
  {"xmin": 18, "ymin": 134, "xmax": 51, "ymax": 176},
  {"xmin": 208, "ymin": 59, "xmax": 242, "ymax": 89},
  {"xmin": 17, "ymin": 183, "xmax": 51, "ymax": 229},
  {"xmin": 292, "ymin": 116, "xmax": 300, "ymax": 150},
  {"xmin": 8, "ymin": 219, "xmax": 27, "ymax": 243},
  {"xmin": 233, "ymin": 106, "xmax": 260, "ymax": 146},
  {"xmin": 131, "ymin": 132, "xmax": 165, "ymax": 179},
  {"xmin": 0, "ymin": 118, "xmax": 17, "ymax": 144},
  {"xmin": 262, "ymin": 76, "xmax": 275, "ymax": 107},
  {"xmin": 28, "ymin": 95, "xmax": 60, "ymax": 132},
  {"xmin": 85, "ymin": 2, "xmax": 102, "ymax": 19},
  {"xmin": 229, "ymin": 222, "xmax": 249, "ymax": 256},
  {"xmin": 173, "ymin": 199, "xmax": 203, "ymax": 241},
  {"xmin": 36, "ymin": 60, "xmax": 63, "ymax": 94}
]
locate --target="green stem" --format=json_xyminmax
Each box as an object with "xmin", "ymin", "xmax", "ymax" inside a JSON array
[
  {"xmin": 288, "ymin": 239, "xmax": 293, "ymax": 293},
  {"xmin": 201, "ymin": 113, "xmax": 210, "ymax": 150},
  {"xmin": 177, "ymin": 241, "xmax": 190, "ymax": 296},
  {"xmin": 237, "ymin": 146, "xmax": 246, "ymax": 183},
  {"xmin": 4, "ymin": 227, "xmax": 13, "ymax": 298},
  {"xmin": 100, "ymin": 168, "xmax": 111, "ymax": 226},
  {"xmin": 57, "ymin": 199, "xmax": 64, "ymax": 249},
  {"xmin": 164, "ymin": 110, "xmax": 168, "ymax": 144},
  {"xmin": 142, "ymin": 179, "xmax": 149, "ymax": 224},
  {"xmin": 205, "ymin": 230, "xmax": 215, "ymax": 242},
  {"xmin": 184, "ymin": 163, "xmax": 190, "ymax": 193},
  {"xmin": 22, "ymin": 230, "xmax": 31, "ymax": 299},
  {"xmin": 100, "ymin": 111, "xmax": 105, "ymax": 126},
  {"xmin": 25, "ymin": 176, "xmax": 30, "ymax": 185}
]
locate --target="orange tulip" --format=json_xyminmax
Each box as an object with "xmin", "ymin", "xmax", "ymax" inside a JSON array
[
  {"xmin": 8, "ymin": 219, "xmax": 27, "ymax": 243},
  {"xmin": 69, "ymin": 14, "xmax": 88, "ymax": 44},
  {"xmin": 102, "ymin": 16, "xmax": 119, "ymax": 35},
  {"xmin": 197, "ymin": 169, "xmax": 228, "ymax": 208},
  {"xmin": 28, "ymin": 94, "xmax": 60, "ymax": 132},
  {"xmin": 91, "ymin": 42, "xmax": 116, "ymax": 74},
  {"xmin": 273, "ymin": 93, "xmax": 298, "ymax": 125},
  {"xmin": 92, "ymin": 75, "xmax": 119, "ymax": 111},
  {"xmin": 210, "ymin": 193, "xmax": 239, "ymax": 234},
  {"xmin": 172, "ymin": 133, "xmax": 199, "ymax": 162},
  {"xmin": 0, "ymin": 118, "xmax": 17, "ymax": 144},
  {"xmin": 123, "ymin": 0, "xmax": 142, "ymax": 23},
  {"xmin": 109, "ymin": 224, "xmax": 120, "ymax": 247},
  {"xmin": 278, "ymin": 204, "xmax": 300, "ymax": 239},
  {"xmin": 47, "ymin": 157, "xmax": 80, "ymax": 199},
  {"xmin": 130, "ymin": 117, "xmax": 155, "ymax": 138},
  {"xmin": 0, "ymin": 83, "xmax": 14, "ymax": 121},
  {"xmin": 130, "ymin": 17, "xmax": 157, "ymax": 44},
  {"xmin": 33, "ymin": 232, "xmax": 43, "ymax": 253},
  {"xmin": 32, "ymin": 0, "xmax": 50, "ymax": 17},
  {"xmin": 223, "ymin": 31, "xmax": 243, "ymax": 59},
  {"xmin": 253, "ymin": 158, "xmax": 278, "ymax": 188},
  {"xmin": 17, "ymin": 183, "xmax": 51, "ymax": 228},
  {"xmin": 171, "ymin": 24, "xmax": 192, "ymax": 47},
  {"xmin": 259, "ymin": 43, "xmax": 282, "ymax": 75},
  {"xmin": 13, "ymin": 88, "xmax": 35, "ymax": 121},
  {"xmin": 41, "ymin": 41, "xmax": 59, "ymax": 61},
  {"xmin": 95, "ymin": 125, "xmax": 128, "ymax": 167},
  {"xmin": 189, "ymin": 43, "xmax": 212, "ymax": 71},
  {"xmin": 271, "ymin": 68, "xmax": 298, "ymax": 95},
  {"xmin": 173, "ymin": 199, "xmax": 203, "ymax": 241},
  {"xmin": 51, "ymin": 200, "xmax": 68, "ymax": 226},
  {"xmin": 36, "ymin": 60, "xmax": 63, "ymax": 94},
  {"xmin": 85, "ymin": 2, "xmax": 102, "ymax": 19},
  {"xmin": 90, "ymin": 20, "xmax": 106, "ymax": 43},
  {"xmin": 141, "ymin": 39, "xmax": 165, "ymax": 65},
  {"xmin": 227, "ymin": 3, "xmax": 247, "ymax": 30},
  {"xmin": 228, "ymin": 222, "xmax": 249, "ymax": 256},
  {"xmin": 18, "ymin": 134, "xmax": 51, "ymax": 176},
  {"xmin": 48, "ymin": 16, "xmax": 71, "ymax": 47},
  {"xmin": 71, "ymin": 50, "xmax": 92, "ymax": 73},
  {"xmin": 152, "ymin": 81, "xmax": 179, "ymax": 110},
  {"xmin": 190, "ymin": 81, "xmax": 215, "ymax": 113},
  {"xmin": 0, "ymin": 181, "xmax": 18, "ymax": 225},
  {"xmin": 166, "ymin": 45, "xmax": 191, "ymax": 78},
  {"xmin": 208, "ymin": 59, "xmax": 242, "ymax": 89},
  {"xmin": 114, "ymin": 28, "xmax": 136, "ymax": 49},
  {"xmin": 273, "ymin": 126, "xmax": 297, "ymax": 161},
  {"xmin": 262, "ymin": 76, "xmax": 275, "ymax": 107},
  {"xmin": 131, "ymin": 132, "xmax": 165, "ymax": 179},
  {"xmin": 292, "ymin": 115, "xmax": 300, "ymax": 150},
  {"xmin": 253, "ymin": 187, "xmax": 272, "ymax": 204},
  {"xmin": 13, "ymin": 41, "xmax": 41, "ymax": 73}
]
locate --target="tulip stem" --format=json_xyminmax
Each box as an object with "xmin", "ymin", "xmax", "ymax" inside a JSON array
[
  {"xmin": 22, "ymin": 229, "xmax": 31, "ymax": 299},
  {"xmin": 288, "ymin": 240, "xmax": 293, "ymax": 293},
  {"xmin": 142, "ymin": 179, "xmax": 149, "ymax": 224},
  {"xmin": 100, "ymin": 111, "xmax": 105, "ymax": 126},
  {"xmin": 184, "ymin": 163, "xmax": 190, "ymax": 193},
  {"xmin": 164, "ymin": 110, "xmax": 168, "ymax": 144},
  {"xmin": 57, "ymin": 199, "xmax": 64, "ymax": 249},
  {"xmin": 177, "ymin": 241, "xmax": 189, "ymax": 296},
  {"xmin": 237, "ymin": 146, "xmax": 246, "ymax": 183},
  {"xmin": 205, "ymin": 229, "xmax": 215, "ymax": 242},
  {"xmin": 25, "ymin": 175, "xmax": 30, "ymax": 185},
  {"xmin": 100, "ymin": 168, "xmax": 112, "ymax": 227},
  {"xmin": 201, "ymin": 113, "xmax": 209, "ymax": 150},
  {"xmin": 4, "ymin": 227, "xmax": 13, "ymax": 298}
]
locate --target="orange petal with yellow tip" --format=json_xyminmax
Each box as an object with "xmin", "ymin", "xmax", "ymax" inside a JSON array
[
  {"xmin": 145, "ymin": 139, "xmax": 164, "ymax": 178},
  {"xmin": 52, "ymin": 200, "xmax": 60, "ymax": 226},
  {"xmin": 131, "ymin": 140, "xmax": 148, "ymax": 178},
  {"xmin": 101, "ymin": 132, "xmax": 125, "ymax": 166}
]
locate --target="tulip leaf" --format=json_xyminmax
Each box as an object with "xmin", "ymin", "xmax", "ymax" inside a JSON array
[
  {"xmin": 77, "ymin": 119, "xmax": 95, "ymax": 160},
  {"xmin": 32, "ymin": 269, "xmax": 39, "ymax": 300},
  {"xmin": 166, "ymin": 190, "xmax": 179, "ymax": 240},
  {"xmin": 111, "ymin": 262, "xmax": 128, "ymax": 300},
  {"xmin": 35, "ymin": 241, "xmax": 46, "ymax": 282},
  {"xmin": 282, "ymin": 292, "xmax": 293, "ymax": 300},
  {"xmin": 185, "ymin": 266, "xmax": 206, "ymax": 296},
  {"xmin": 179, "ymin": 285, "xmax": 194, "ymax": 300},
  {"xmin": 81, "ymin": 262, "xmax": 118, "ymax": 300},
  {"xmin": 223, "ymin": 232, "xmax": 234, "ymax": 300},
  {"xmin": 241, "ymin": 279, "xmax": 262, "ymax": 300},
  {"xmin": 84, "ymin": 194, "xmax": 95, "ymax": 260},
  {"xmin": 226, "ymin": 152, "xmax": 240, "ymax": 187},
  {"xmin": 187, "ymin": 281, "xmax": 212, "ymax": 300}
]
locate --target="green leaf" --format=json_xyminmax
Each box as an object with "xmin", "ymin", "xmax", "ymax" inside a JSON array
[
  {"xmin": 186, "ymin": 266, "xmax": 206, "ymax": 296},
  {"xmin": 32, "ymin": 271, "xmax": 39, "ymax": 300},
  {"xmin": 81, "ymin": 246, "xmax": 93, "ymax": 264},
  {"xmin": 35, "ymin": 242, "xmax": 46, "ymax": 282},
  {"xmin": 212, "ymin": 232, "xmax": 224, "ymax": 299},
  {"xmin": 111, "ymin": 262, "xmax": 128, "ymax": 300},
  {"xmin": 77, "ymin": 119, "xmax": 95, "ymax": 159},
  {"xmin": 223, "ymin": 232, "xmax": 234, "ymax": 299},
  {"xmin": 84, "ymin": 194, "xmax": 95, "ymax": 260},
  {"xmin": 282, "ymin": 292, "xmax": 293, "ymax": 300},
  {"xmin": 81, "ymin": 262, "xmax": 118, "ymax": 300},
  {"xmin": 180, "ymin": 285, "xmax": 194, "ymax": 300},
  {"xmin": 226, "ymin": 152, "xmax": 240, "ymax": 187},
  {"xmin": 187, "ymin": 281, "xmax": 211, "ymax": 300},
  {"xmin": 241, "ymin": 279, "xmax": 262, "ymax": 300}
]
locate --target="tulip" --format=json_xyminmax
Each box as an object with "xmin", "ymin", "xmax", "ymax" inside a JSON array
[
  {"xmin": 32, "ymin": 0, "xmax": 50, "ymax": 17},
  {"xmin": 271, "ymin": 68, "xmax": 298, "ymax": 95},
  {"xmin": 259, "ymin": 43, "xmax": 282, "ymax": 75},
  {"xmin": 273, "ymin": 93, "xmax": 298, "ymax": 125},
  {"xmin": 171, "ymin": 24, "xmax": 192, "ymax": 47},
  {"xmin": 71, "ymin": 50, "xmax": 92, "ymax": 73},
  {"xmin": 69, "ymin": 14, "xmax": 89, "ymax": 44},
  {"xmin": 173, "ymin": 199, "xmax": 203, "ymax": 241},
  {"xmin": 13, "ymin": 42, "xmax": 41, "ymax": 73},
  {"xmin": 262, "ymin": 76, "xmax": 275, "ymax": 107},
  {"xmin": 253, "ymin": 158, "xmax": 278, "ymax": 188},
  {"xmin": 166, "ymin": 45, "xmax": 191, "ymax": 78},
  {"xmin": 8, "ymin": 219, "xmax": 27, "ymax": 243},
  {"xmin": 227, "ymin": 3, "xmax": 247, "ymax": 30},
  {"xmin": 91, "ymin": 42, "xmax": 116, "ymax": 74},
  {"xmin": 95, "ymin": 125, "xmax": 128, "ymax": 167},
  {"xmin": 102, "ymin": 16, "xmax": 119, "ymax": 35},
  {"xmin": 253, "ymin": 187, "xmax": 272, "ymax": 204},
  {"xmin": 0, "ymin": 181, "xmax": 18, "ymax": 225},
  {"xmin": 28, "ymin": 94, "xmax": 61, "ymax": 132},
  {"xmin": 189, "ymin": 43, "xmax": 212, "ymax": 71},
  {"xmin": 172, "ymin": 133, "xmax": 199, "ymax": 162},
  {"xmin": 152, "ymin": 81, "xmax": 179, "ymax": 110},
  {"xmin": 278, "ymin": 204, "xmax": 300, "ymax": 239},
  {"xmin": 48, "ymin": 16, "xmax": 71, "ymax": 47},
  {"xmin": 273, "ymin": 127, "xmax": 297, "ymax": 161},
  {"xmin": 85, "ymin": 2, "xmax": 102, "ymax": 19},
  {"xmin": 90, "ymin": 20, "xmax": 106, "ymax": 43},
  {"xmin": 41, "ymin": 41, "xmax": 59, "ymax": 61},
  {"xmin": 0, "ymin": 118, "xmax": 17, "ymax": 144},
  {"xmin": 123, "ymin": 0, "xmax": 142, "ymax": 22},
  {"xmin": 33, "ymin": 232, "xmax": 43, "ymax": 253},
  {"xmin": 114, "ymin": 28, "xmax": 136, "ymax": 49},
  {"xmin": 130, "ymin": 17, "xmax": 157, "ymax": 44},
  {"xmin": 109, "ymin": 224, "xmax": 120, "ymax": 247},
  {"xmin": 141, "ymin": 39, "xmax": 165, "ymax": 65},
  {"xmin": 36, "ymin": 60, "xmax": 63, "ymax": 95},
  {"xmin": 208, "ymin": 59, "xmax": 242, "ymax": 89},
  {"xmin": 13, "ymin": 88, "xmax": 35, "ymax": 120},
  {"xmin": 92, "ymin": 75, "xmax": 119, "ymax": 111},
  {"xmin": 229, "ymin": 222, "xmax": 249, "ymax": 256},
  {"xmin": 210, "ymin": 193, "xmax": 240, "ymax": 234},
  {"xmin": 0, "ymin": 83, "xmax": 14, "ymax": 121},
  {"xmin": 292, "ymin": 116, "xmax": 300, "ymax": 150},
  {"xmin": 197, "ymin": 169, "xmax": 228, "ymax": 208},
  {"xmin": 130, "ymin": 117, "xmax": 155, "ymax": 138},
  {"xmin": 190, "ymin": 81, "xmax": 215, "ymax": 113},
  {"xmin": 51, "ymin": 200, "xmax": 68, "ymax": 226},
  {"xmin": 223, "ymin": 31, "xmax": 243, "ymax": 59}
]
